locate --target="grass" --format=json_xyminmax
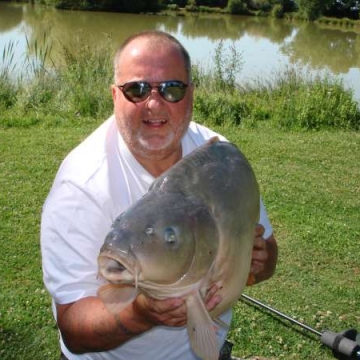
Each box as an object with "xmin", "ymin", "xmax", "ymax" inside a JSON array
[
  {"xmin": 0, "ymin": 33, "xmax": 359, "ymax": 360},
  {"xmin": 222, "ymin": 128, "xmax": 360, "ymax": 359},
  {"xmin": 0, "ymin": 124, "xmax": 359, "ymax": 359},
  {"xmin": 0, "ymin": 126, "xmax": 93, "ymax": 359}
]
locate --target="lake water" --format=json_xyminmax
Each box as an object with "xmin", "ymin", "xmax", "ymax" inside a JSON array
[{"xmin": 1, "ymin": 2, "xmax": 360, "ymax": 102}]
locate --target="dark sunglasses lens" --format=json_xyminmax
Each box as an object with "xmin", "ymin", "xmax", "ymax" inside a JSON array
[
  {"xmin": 123, "ymin": 82, "xmax": 151, "ymax": 102},
  {"xmin": 160, "ymin": 82, "xmax": 187, "ymax": 103}
]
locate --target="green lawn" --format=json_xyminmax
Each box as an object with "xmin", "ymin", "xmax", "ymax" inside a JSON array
[{"xmin": 0, "ymin": 123, "xmax": 359, "ymax": 359}]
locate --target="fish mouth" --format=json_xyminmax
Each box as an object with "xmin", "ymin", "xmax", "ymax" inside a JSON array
[{"xmin": 98, "ymin": 250, "xmax": 139, "ymax": 285}]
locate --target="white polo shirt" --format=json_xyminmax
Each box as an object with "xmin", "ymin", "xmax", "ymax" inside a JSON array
[{"xmin": 41, "ymin": 115, "xmax": 272, "ymax": 360}]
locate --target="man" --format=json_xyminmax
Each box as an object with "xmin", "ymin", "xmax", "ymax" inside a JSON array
[{"xmin": 41, "ymin": 30, "xmax": 277, "ymax": 360}]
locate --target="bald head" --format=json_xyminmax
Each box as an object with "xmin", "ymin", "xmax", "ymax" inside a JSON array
[{"xmin": 113, "ymin": 30, "xmax": 192, "ymax": 83}]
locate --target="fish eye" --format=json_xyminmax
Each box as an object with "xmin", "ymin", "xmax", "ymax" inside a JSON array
[
  {"xmin": 164, "ymin": 227, "xmax": 177, "ymax": 244},
  {"xmin": 144, "ymin": 226, "xmax": 154, "ymax": 235}
]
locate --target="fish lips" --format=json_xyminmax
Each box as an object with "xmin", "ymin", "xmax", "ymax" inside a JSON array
[{"xmin": 98, "ymin": 249, "xmax": 139, "ymax": 285}]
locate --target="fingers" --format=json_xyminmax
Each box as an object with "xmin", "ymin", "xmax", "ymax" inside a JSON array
[
  {"xmin": 246, "ymin": 273, "xmax": 256, "ymax": 286},
  {"xmin": 255, "ymin": 223, "xmax": 265, "ymax": 237},
  {"xmin": 134, "ymin": 294, "xmax": 187, "ymax": 327},
  {"xmin": 250, "ymin": 246, "xmax": 268, "ymax": 275},
  {"xmin": 134, "ymin": 284, "xmax": 224, "ymax": 329},
  {"xmin": 204, "ymin": 284, "xmax": 222, "ymax": 312},
  {"xmin": 248, "ymin": 224, "xmax": 268, "ymax": 282}
]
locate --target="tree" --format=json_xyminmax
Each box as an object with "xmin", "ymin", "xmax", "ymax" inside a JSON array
[
  {"xmin": 324, "ymin": 0, "xmax": 360, "ymax": 19},
  {"xmin": 55, "ymin": 0, "xmax": 162, "ymax": 12},
  {"xmin": 227, "ymin": 0, "xmax": 248, "ymax": 13},
  {"xmin": 296, "ymin": 0, "xmax": 329, "ymax": 19}
]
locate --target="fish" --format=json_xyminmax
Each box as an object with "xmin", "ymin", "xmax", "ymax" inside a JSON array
[{"xmin": 97, "ymin": 137, "xmax": 260, "ymax": 360}]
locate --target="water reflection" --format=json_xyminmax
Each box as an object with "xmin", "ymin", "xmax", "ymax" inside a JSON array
[
  {"xmin": 0, "ymin": 3, "xmax": 23, "ymax": 32},
  {"xmin": 282, "ymin": 22, "xmax": 360, "ymax": 74},
  {"xmin": 0, "ymin": 2, "xmax": 359, "ymax": 101}
]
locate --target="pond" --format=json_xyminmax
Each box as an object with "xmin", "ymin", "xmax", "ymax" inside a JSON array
[{"xmin": 1, "ymin": 2, "xmax": 360, "ymax": 103}]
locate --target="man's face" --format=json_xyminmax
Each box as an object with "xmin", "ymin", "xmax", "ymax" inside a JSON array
[{"xmin": 112, "ymin": 38, "xmax": 193, "ymax": 162}]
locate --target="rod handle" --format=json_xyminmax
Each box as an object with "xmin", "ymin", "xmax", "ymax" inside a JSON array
[{"xmin": 321, "ymin": 329, "xmax": 360, "ymax": 360}]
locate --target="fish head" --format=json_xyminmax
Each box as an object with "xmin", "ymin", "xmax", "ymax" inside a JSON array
[{"xmin": 98, "ymin": 191, "xmax": 218, "ymax": 287}]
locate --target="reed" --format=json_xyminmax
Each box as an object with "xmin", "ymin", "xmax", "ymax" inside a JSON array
[{"xmin": 0, "ymin": 37, "xmax": 359, "ymax": 131}]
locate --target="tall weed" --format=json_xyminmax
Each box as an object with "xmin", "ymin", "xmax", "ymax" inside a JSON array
[
  {"xmin": 55, "ymin": 33, "xmax": 113, "ymax": 118},
  {"xmin": 246, "ymin": 68, "xmax": 360, "ymax": 130},
  {"xmin": 193, "ymin": 41, "xmax": 247, "ymax": 125},
  {"xmin": 0, "ymin": 33, "xmax": 113, "ymax": 127},
  {"xmin": 0, "ymin": 40, "xmax": 18, "ymax": 111},
  {"xmin": 1, "ymin": 35, "xmax": 359, "ymax": 131},
  {"xmin": 194, "ymin": 61, "xmax": 360, "ymax": 131}
]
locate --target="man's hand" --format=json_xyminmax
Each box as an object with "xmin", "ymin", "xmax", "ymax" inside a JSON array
[
  {"xmin": 247, "ymin": 224, "xmax": 278, "ymax": 285},
  {"xmin": 133, "ymin": 284, "xmax": 223, "ymax": 328}
]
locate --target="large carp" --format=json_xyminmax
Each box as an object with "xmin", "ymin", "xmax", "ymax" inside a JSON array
[{"xmin": 97, "ymin": 137, "xmax": 260, "ymax": 360}]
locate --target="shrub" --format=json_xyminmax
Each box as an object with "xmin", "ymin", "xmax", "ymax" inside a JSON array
[
  {"xmin": 194, "ymin": 91, "xmax": 249, "ymax": 126},
  {"xmin": 272, "ymin": 3, "xmax": 284, "ymax": 18},
  {"xmin": 0, "ymin": 74, "xmax": 18, "ymax": 111},
  {"xmin": 227, "ymin": 0, "xmax": 248, "ymax": 14},
  {"xmin": 248, "ymin": 0, "xmax": 271, "ymax": 11},
  {"xmin": 166, "ymin": 4, "xmax": 180, "ymax": 10},
  {"xmin": 247, "ymin": 68, "xmax": 360, "ymax": 130}
]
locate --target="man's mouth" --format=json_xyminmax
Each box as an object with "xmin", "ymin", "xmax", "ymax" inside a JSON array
[{"xmin": 144, "ymin": 119, "xmax": 167, "ymax": 126}]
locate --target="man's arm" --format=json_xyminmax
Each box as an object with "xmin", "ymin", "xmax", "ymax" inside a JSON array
[
  {"xmin": 56, "ymin": 286, "xmax": 222, "ymax": 354},
  {"xmin": 247, "ymin": 224, "xmax": 278, "ymax": 285}
]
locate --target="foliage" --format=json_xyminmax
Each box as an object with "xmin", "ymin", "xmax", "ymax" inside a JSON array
[
  {"xmin": 248, "ymin": 0, "xmax": 272, "ymax": 11},
  {"xmin": 194, "ymin": 92, "xmax": 249, "ymax": 125},
  {"xmin": 195, "ymin": 0, "xmax": 228, "ymax": 6},
  {"xmin": 192, "ymin": 44, "xmax": 360, "ymax": 131},
  {"xmin": 294, "ymin": 0, "xmax": 360, "ymax": 20},
  {"xmin": 324, "ymin": 0, "xmax": 360, "ymax": 19},
  {"xmin": 55, "ymin": 0, "xmax": 161, "ymax": 12},
  {"xmin": 162, "ymin": 0, "xmax": 188, "ymax": 7},
  {"xmin": 296, "ymin": 0, "xmax": 323, "ymax": 20},
  {"xmin": 272, "ymin": 3, "xmax": 285, "ymax": 17},
  {"xmin": 1, "ymin": 35, "xmax": 359, "ymax": 131},
  {"xmin": 6, "ymin": 0, "xmax": 360, "ymax": 19},
  {"xmin": 166, "ymin": 3, "xmax": 180, "ymax": 10},
  {"xmin": 0, "ymin": 41, "xmax": 18, "ymax": 111},
  {"xmin": 0, "ymin": 33, "xmax": 113, "ymax": 127},
  {"xmin": 243, "ymin": 68, "xmax": 360, "ymax": 130},
  {"xmin": 227, "ymin": 0, "xmax": 249, "ymax": 13}
]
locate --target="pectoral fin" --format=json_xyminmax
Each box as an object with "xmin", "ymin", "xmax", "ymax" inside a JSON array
[
  {"xmin": 186, "ymin": 291, "xmax": 218, "ymax": 360},
  {"xmin": 97, "ymin": 284, "xmax": 137, "ymax": 314},
  {"xmin": 214, "ymin": 317, "xmax": 229, "ymax": 330}
]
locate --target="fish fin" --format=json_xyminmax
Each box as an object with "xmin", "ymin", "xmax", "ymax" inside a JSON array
[
  {"xmin": 214, "ymin": 317, "xmax": 229, "ymax": 330},
  {"xmin": 186, "ymin": 292, "xmax": 218, "ymax": 360},
  {"xmin": 97, "ymin": 284, "xmax": 138, "ymax": 314}
]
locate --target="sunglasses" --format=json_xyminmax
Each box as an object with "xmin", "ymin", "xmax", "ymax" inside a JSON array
[{"xmin": 115, "ymin": 80, "xmax": 188, "ymax": 103}]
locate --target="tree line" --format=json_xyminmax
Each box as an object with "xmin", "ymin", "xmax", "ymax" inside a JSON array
[{"xmin": 8, "ymin": 0, "xmax": 360, "ymax": 20}]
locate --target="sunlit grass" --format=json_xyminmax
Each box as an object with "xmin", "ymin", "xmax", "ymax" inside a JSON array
[{"xmin": 1, "ymin": 126, "xmax": 359, "ymax": 359}]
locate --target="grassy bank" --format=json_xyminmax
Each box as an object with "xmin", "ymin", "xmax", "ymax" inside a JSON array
[{"xmin": 1, "ymin": 124, "xmax": 359, "ymax": 359}]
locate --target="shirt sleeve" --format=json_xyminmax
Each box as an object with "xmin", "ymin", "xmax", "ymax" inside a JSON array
[
  {"xmin": 41, "ymin": 181, "xmax": 112, "ymax": 304},
  {"xmin": 259, "ymin": 197, "xmax": 273, "ymax": 240}
]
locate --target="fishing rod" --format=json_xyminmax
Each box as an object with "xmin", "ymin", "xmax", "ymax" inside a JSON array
[{"xmin": 241, "ymin": 294, "xmax": 360, "ymax": 360}]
